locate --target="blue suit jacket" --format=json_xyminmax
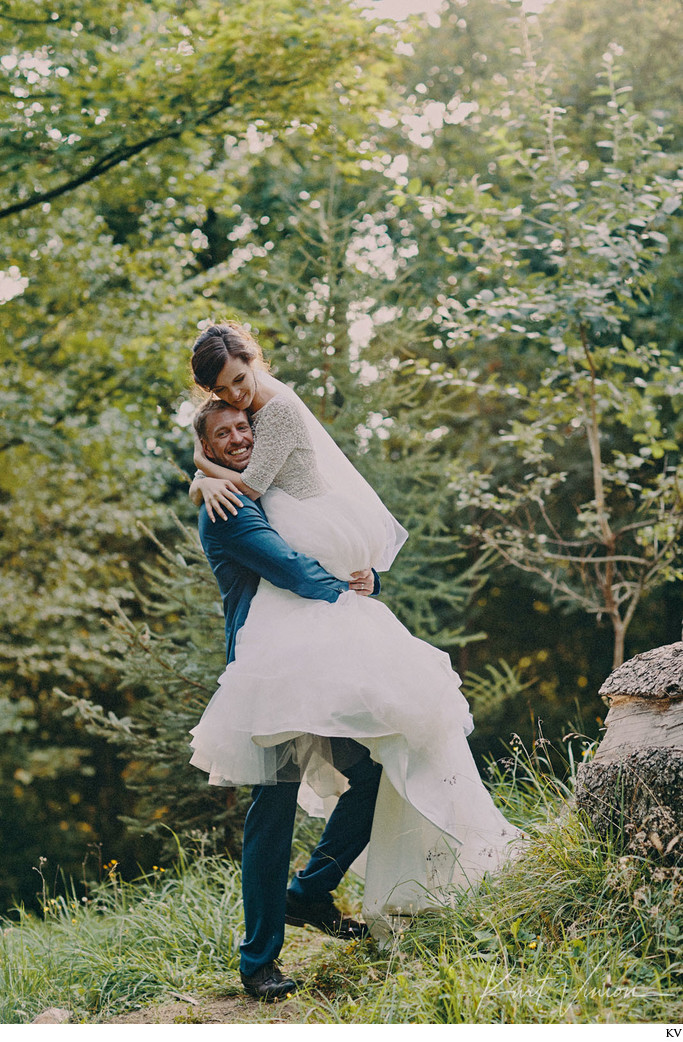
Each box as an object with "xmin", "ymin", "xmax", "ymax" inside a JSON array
[{"xmin": 198, "ymin": 496, "xmax": 351, "ymax": 664}]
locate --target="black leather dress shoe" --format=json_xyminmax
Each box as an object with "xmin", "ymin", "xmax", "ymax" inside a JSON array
[
  {"xmin": 240, "ymin": 961, "xmax": 298, "ymax": 1002},
  {"xmin": 285, "ymin": 891, "xmax": 369, "ymax": 940}
]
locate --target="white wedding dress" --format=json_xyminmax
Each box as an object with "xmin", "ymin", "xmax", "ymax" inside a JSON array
[{"xmin": 190, "ymin": 376, "xmax": 522, "ymax": 935}]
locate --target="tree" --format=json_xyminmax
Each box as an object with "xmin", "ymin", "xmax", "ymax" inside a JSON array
[
  {"xmin": 0, "ymin": 0, "xmax": 391, "ymax": 219},
  {"xmin": 438, "ymin": 45, "xmax": 682, "ymax": 670},
  {"xmin": 542, "ymin": 0, "xmax": 683, "ymax": 147},
  {"xmin": 59, "ymin": 519, "xmax": 251, "ymax": 857}
]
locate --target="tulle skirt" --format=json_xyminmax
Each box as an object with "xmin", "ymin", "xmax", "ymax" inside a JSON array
[{"xmin": 189, "ymin": 486, "xmax": 523, "ymax": 928}]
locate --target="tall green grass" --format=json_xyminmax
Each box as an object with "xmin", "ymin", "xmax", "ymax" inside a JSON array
[
  {"xmin": 300, "ymin": 741, "xmax": 683, "ymax": 1024},
  {"xmin": 2, "ymin": 743, "xmax": 682, "ymax": 1024},
  {"xmin": 0, "ymin": 847, "xmax": 244, "ymax": 1023}
]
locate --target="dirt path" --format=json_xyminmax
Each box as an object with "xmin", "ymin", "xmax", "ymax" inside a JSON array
[{"xmin": 104, "ymin": 930, "xmax": 337, "ymax": 1025}]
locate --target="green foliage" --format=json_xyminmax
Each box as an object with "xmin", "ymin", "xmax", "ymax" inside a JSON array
[
  {"xmin": 435, "ymin": 45, "xmax": 682, "ymax": 668},
  {"xmin": 0, "ymin": 0, "xmax": 392, "ymax": 219},
  {"xmin": 0, "ymin": 455, "xmax": 181, "ymax": 910},
  {"xmin": 461, "ymin": 659, "xmax": 537, "ymax": 749},
  {"xmin": 60, "ymin": 518, "xmax": 251, "ymax": 855},
  {"xmin": 542, "ymin": 0, "xmax": 683, "ymax": 148}
]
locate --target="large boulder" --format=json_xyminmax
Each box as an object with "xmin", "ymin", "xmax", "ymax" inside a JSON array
[{"xmin": 575, "ymin": 642, "xmax": 683, "ymax": 860}]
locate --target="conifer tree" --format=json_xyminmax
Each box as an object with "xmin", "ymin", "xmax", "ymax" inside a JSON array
[{"xmin": 60, "ymin": 518, "xmax": 251, "ymax": 858}]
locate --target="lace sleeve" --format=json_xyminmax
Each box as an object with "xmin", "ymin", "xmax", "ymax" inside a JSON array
[{"xmin": 241, "ymin": 394, "xmax": 312, "ymax": 496}]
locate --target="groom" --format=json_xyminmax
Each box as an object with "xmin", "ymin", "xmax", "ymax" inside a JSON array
[{"xmin": 191, "ymin": 398, "xmax": 382, "ymax": 1002}]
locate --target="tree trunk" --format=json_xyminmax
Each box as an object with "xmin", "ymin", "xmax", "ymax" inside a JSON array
[
  {"xmin": 611, "ymin": 618, "xmax": 625, "ymax": 671},
  {"xmin": 575, "ymin": 642, "xmax": 683, "ymax": 861}
]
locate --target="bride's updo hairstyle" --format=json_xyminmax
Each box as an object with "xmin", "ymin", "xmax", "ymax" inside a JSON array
[{"xmin": 191, "ymin": 321, "xmax": 267, "ymax": 390}]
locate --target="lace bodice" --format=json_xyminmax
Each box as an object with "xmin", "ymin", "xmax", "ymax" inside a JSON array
[{"xmin": 241, "ymin": 393, "xmax": 327, "ymax": 500}]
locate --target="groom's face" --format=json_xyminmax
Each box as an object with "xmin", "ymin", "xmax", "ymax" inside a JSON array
[{"xmin": 201, "ymin": 407, "xmax": 254, "ymax": 472}]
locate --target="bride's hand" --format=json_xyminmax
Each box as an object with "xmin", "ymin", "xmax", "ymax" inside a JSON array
[
  {"xmin": 194, "ymin": 476, "xmax": 244, "ymax": 522},
  {"xmin": 349, "ymin": 568, "xmax": 375, "ymax": 597}
]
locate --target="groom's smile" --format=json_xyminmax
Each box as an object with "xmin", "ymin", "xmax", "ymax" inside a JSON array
[
  {"xmin": 228, "ymin": 445, "xmax": 251, "ymax": 465},
  {"xmin": 200, "ymin": 407, "xmax": 254, "ymax": 473}
]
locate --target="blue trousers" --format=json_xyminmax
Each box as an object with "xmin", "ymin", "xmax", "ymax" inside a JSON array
[{"xmin": 239, "ymin": 742, "xmax": 381, "ymax": 976}]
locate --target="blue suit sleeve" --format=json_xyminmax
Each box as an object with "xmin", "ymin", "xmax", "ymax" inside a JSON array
[{"xmin": 200, "ymin": 500, "xmax": 348, "ymax": 602}]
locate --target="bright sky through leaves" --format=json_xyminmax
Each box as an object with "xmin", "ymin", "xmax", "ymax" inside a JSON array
[{"xmin": 362, "ymin": 0, "xmax": 552, "ymax": 19}]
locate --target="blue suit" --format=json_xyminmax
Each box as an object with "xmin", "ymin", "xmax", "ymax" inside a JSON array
[{"xmin": 197, "ymin": 497, "xmax": 381, "ymax": 975}]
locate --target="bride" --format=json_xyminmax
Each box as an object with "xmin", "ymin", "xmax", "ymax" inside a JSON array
[{"xmin": 187, "ymin": 321, "xmax": 522, "ymax": 934}]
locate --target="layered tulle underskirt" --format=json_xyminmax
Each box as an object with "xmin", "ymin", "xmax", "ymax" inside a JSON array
[{"xmin": 189, "ymin": 583, "xmax": 520, "ymax": 881}]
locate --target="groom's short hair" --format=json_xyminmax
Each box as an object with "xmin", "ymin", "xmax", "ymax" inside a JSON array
[{"xmin": 193, "ymin": 399, "xmax": 248, "ymax": 443}]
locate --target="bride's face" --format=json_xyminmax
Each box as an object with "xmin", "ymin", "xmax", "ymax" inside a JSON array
[{"xmin": 210, "ymin": 355, "xmax": 257, "ymax": 411}]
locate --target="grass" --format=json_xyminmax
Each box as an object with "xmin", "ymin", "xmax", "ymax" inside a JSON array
[
  {"xmin": 0, "ymin": 847, "xmax": 244, "ymax": 1023},
  {"xmin": 2, "ymin": 743, "xmax": 682, "ymax": 1025}
]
